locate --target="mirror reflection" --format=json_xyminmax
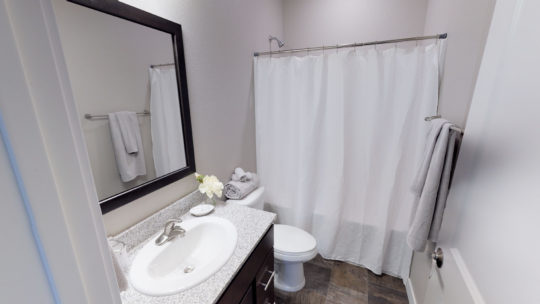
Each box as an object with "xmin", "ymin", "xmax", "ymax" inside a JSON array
[{"xmin": 53, "ymin": 0, "xmax": 187, "ymax": 200}]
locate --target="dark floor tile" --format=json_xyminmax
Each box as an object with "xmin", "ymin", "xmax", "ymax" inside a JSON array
[
  {"xmin": 276, "ymin": 259, "xmax": 407, "ymax": 304},
  {"xmin": 329, "ymin": 261, "xmax": 368, "ymax": 294},
  {"xmin": 368, "ymin": 284, "xmax": 408, "ymax": 304},
  {"xmin": 303, "ymin": 262, "xmax": 332, "ymax": 295},
  {"xmin": 325, "ymin": 282, "xmax": 368, "ymax": 304},
  {"xmin": 367, "ymin": 271, "xmax": 406, "ymax": 293},
  {"xmin": 275, "ymin": 289, "xmax": 290, "ymax": 304},
  {"xmin": 276, "ymin": 289, "xmax": 327, "ymax": 304},
  {"xmin": 309, "ymin": 254, "xmax": 338, "ymax": 270}
]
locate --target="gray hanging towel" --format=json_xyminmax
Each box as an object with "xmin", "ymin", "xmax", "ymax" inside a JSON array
[{"xmin": 407, "ymin": 119, "xmax": 461, "ymax": 251}]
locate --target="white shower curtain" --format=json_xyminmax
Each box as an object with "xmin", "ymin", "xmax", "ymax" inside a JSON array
[
  {"xmin": 254, "ymin": 44, "xmax": 439, "ymax": 278},
  {"xmin": 149, "ymin": 67, "xmax": 186, "ymax": 176}
]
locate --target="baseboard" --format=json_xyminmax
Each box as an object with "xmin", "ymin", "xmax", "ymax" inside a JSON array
[
  {"xmin": 449, "ymin": 248, "xmax": 486, "ymax": 304},
  {"xmin": 405, "ymin": 277, "xmax": 418, "ymax": 304}
]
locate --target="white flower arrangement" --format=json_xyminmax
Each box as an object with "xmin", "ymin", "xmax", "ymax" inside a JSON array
[{"xmin": 195, "ymin": 173, "xmax": 224, "ymax": 199}]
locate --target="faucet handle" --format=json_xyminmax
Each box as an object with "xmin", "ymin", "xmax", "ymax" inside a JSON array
[
  {"xmin": 164, "ymin": 219, "xmax": 182, "ymax": 233},
  {"xmin": 166, "ymin": 219, "xmax": 182, "ymax": 226}
]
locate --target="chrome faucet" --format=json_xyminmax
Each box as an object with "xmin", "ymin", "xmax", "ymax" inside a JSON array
[{"xmin": 155, "ymin": 219, "xmax": 185, "ymax": 246}]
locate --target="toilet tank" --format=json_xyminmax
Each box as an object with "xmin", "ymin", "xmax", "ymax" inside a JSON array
[{"xmin": 226, "ymin": 187, "xmax": 265, "ymax": 210}]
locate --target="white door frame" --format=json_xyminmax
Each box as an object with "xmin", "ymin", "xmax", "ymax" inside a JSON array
[{"xmin": 1, "ymin": 0, "xmax": 121, "ymax": 302}]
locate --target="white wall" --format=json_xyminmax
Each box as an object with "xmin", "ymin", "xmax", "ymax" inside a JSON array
[
  {"xmin": 1, "ymin": 134, "xmax": 55, "ymax": 303},
  {"xmin": 282, "ymin": 0, "xmax": 429, "ymax": 49},
  {"xmin": 100, "ymin": 0, "xmax": 283, "ymax": 235},
  {"xmin": 52, "ymin": 0, "xmax": 177, "ymax": 200},
  {"xmin": 432, "ymin": 0, "xmax": 540, "ymax": 302},
  {"xmin": 408, "ymin": 1, "xmax": 496, "ymax": 302}
]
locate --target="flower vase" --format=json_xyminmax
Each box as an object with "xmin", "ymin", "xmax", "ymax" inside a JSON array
[{"xmin": 205, "ymin": 196, "xmax": 216, "ymax": 206}]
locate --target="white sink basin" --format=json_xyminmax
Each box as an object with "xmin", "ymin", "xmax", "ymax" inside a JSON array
[{"xmin": 129, "ymin": 216, "xmax": 237, "ymax": 296}]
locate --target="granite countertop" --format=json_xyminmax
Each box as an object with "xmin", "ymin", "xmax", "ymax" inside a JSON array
[{"xmin": 112, "ymin": 192, "xmax": 276, "ymax": 304}]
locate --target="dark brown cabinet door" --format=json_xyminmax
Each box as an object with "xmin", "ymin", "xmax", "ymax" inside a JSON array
[
  {"xmin": 240, "ymin": 285, "xmax": 255, "ymax": 304},
  {"xmin": 255, "ymin": 251, "xmax": 275, "ymax": 304},
  {"xmin": 217, "ymin": 225, "xmax": 274, "ymax": 304}
]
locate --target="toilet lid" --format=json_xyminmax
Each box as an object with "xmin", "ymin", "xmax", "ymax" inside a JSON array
[{"xmin": 274, "ymin": 224, "xmax": 317, "ymax": 254}]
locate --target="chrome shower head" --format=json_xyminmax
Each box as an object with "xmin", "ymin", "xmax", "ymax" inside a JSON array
[{"xmin": 269, "ymin": 35, "xmax": 285, "ymax": 48}]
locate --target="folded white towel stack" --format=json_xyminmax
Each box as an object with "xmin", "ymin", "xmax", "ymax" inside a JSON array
[
  {"xmin": 231, "ymin": 167, "xmax": 257, "ymax": 182},
  {"xmin": 225, "ymin": 167, "xmax": 259, "ymax": 200}
]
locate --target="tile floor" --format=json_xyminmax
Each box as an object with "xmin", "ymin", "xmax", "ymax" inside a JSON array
[{"xmin": 275, "ymin": 255, "xmax": 409, "ymax": 304}]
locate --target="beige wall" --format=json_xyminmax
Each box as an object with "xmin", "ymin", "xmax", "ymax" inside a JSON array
[
  {"xmin": 80, "ymin": 0, "xmax": 492, "ymax": 241},
  {"xmin": 281, "ymin": 0, "xmax": 490, "ymax": 129},
  {"xmin": 423, "ymin": 0, "xmax": 497, "ymax": 128},
  {"xmin": 52, "ymin": 0, "xmax": 176, "ymax": 200},
  {"xmin": 95, "ymin": 0, "xmax": 283, "ymax": 235},
  {"xmin": 409, "ymin": 0, "xmax": 496, "ymax": 302},
  {"xmin": 281, "ymin": 1, "xmax": 497, "ymax": 300},
  {"xmin": 282, "ymin": 0, "xmax": 429, "ymax": 49}
]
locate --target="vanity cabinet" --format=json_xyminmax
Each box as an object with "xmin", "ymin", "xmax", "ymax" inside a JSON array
[{"xmin": 218, "ymin": 225, "xmax": 275, "ymax": 304}]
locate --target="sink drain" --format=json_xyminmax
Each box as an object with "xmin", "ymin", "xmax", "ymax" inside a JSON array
[{"xmin": 184, "ymin": 266, "xmax": 195, "ymax": 273}]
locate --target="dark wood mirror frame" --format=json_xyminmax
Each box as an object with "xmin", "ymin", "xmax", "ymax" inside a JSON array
[{"xmin": 67, "ymin": 0, "xmax": 195, "ymax": 214}]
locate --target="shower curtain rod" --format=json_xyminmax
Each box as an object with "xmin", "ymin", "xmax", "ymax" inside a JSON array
[{"xmin": 253, "ymin": 33, "xmax": 447, "ymax": 56}]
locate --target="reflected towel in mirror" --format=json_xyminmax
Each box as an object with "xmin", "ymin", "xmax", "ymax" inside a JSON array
[{"xmin": 108, "ymin": 111, "xmax": 146, "ymax": 182}]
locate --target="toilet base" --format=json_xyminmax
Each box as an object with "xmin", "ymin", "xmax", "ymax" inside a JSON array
[{"xmin": 274, "ymin": 259, "xmax": 306, "ymax": 292}]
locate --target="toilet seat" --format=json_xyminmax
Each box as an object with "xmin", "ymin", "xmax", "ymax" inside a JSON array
[{"xmin": 274, "ymin": 224, "xmax": 317, "ymax": 262}]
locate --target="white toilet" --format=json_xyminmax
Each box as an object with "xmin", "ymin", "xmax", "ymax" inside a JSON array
[{"xmin": 227, "ymin": 187, "xmax": 318, "ymax": 292}]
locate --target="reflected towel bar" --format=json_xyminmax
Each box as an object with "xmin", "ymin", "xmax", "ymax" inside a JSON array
[
  {"xmin": 150, "ymin": 63, "xmax": 174, "ymax": 68},
  {"xmin": 84, "ymin": 110, "xmax": 150, "ymax": 120}
]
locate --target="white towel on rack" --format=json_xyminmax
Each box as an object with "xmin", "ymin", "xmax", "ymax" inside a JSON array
[
  {"xmin": 108, "ymin": 111, "xmax": 146, "ymax": 182},
  {"xmin": 116, "ymin": 112, "xmax": 139, "ymax": 154}
]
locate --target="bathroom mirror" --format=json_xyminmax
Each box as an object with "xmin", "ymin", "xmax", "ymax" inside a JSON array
[{"xmin": 53, "ymin": 0, "xmax": 195, "ymax": 213}]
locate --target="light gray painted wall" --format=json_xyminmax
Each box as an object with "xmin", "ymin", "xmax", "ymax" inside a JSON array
[
  {"xmin": 100, "ymin": 0, "xmax": 283, "ymax": 235},
  {"xmin": 52, "ymin": 0, "xmax": 175, "ymax": 200}
]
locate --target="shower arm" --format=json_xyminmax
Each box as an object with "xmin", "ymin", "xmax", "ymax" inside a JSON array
[{"xmin": 268, "ymin": 35, "xmax": 285, "ymax": 53}]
